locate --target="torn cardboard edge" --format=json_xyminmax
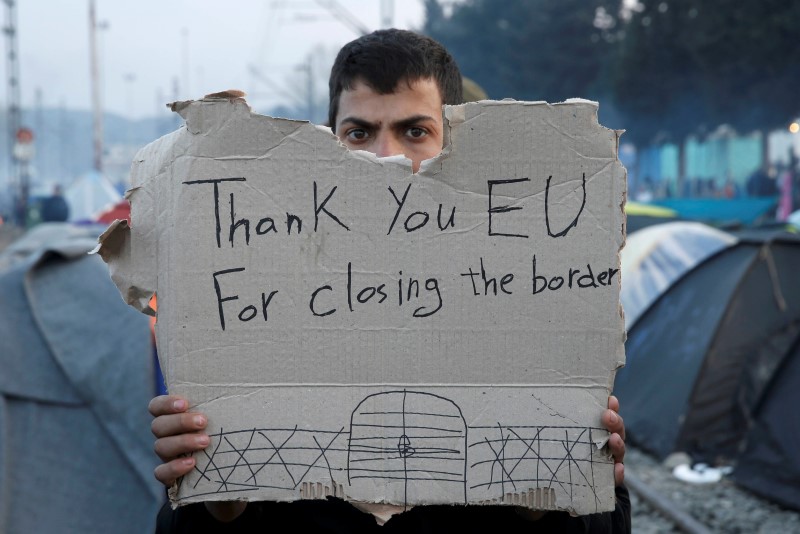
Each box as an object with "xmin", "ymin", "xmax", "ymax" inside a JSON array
[{"xmin": 100, "ymin": 94, "xmax": 626, "ymax": 516}]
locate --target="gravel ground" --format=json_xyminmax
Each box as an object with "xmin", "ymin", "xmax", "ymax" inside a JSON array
[{"xmin": 626, "ymin": 447, "xmax": 800, "ymax": 533}]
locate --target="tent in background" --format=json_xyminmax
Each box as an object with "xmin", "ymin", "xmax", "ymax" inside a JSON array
[
  {"xmin": 625, "ymin": 201, "xmax": 678, "ymax": 233},
  {"xmin": 621, "ymin": 221, "xmax": 736, "ymax": 329},
  {"xmin": 789, "ymin": 209, "xmax": 800, "ymax": 229},
  {"xmin": 615, "ymin": 230, "xmax": 800, "ymax": 510},
  {"xmin": 64, "ymin": 171, "xmax": 122, "ymax": 222},
  {"xmin": 95, "ymin": 199, "xmax": 131, "ymax": 224},
  {"xmin": 0, "ymin": 223, "xmax": 162, "ymax": 532},
  {"xmin": 0, "ymin": 223, "xmax": 103, "ymax": 271},
  {"xmin": 652, "ymin": 197, "xmax": 778, "ymax": 228}
]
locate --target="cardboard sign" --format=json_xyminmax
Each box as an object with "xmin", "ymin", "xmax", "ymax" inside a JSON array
[{"xmin": 99, "ymin": 95, "xmax": 626, "ymax": 515}]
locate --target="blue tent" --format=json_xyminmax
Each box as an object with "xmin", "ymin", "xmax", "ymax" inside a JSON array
[
  {"xmin": 616, "ymin": 230, "xmax": 800, "ymax": 510},
  {"xmin": 0, "ymin": 223, "xmax": 162, "ymax": 532}
]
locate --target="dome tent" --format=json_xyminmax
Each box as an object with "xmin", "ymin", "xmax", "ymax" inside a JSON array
[
  {"xmin": 0, "ymin": 223, "xmax": 161, "ymax": 532},
  {"xmin": 64, "ymin": 171, "xmax": 122, "ymax": 222},
  {"xmin": 615, "ymin": 230, "xmax": 800, "ymax": 510},
  {"xmin": 620, "ymin": 221, "xmax": 736, "ymax": 329}
]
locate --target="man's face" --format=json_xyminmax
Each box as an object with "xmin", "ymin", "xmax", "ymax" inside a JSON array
[{"xmin": 334, "ymin": 77, "xmax": 444, "ymax": 173}]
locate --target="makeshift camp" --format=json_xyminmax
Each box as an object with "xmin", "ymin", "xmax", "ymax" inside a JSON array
[
  {"xmin": 0, "ymin": 223, "xmax": 162, "ymax": 532},
  {"xmin": 615, "ymin": 230, "xmax": 800, "ymax": 510},
  {"xmin": 64, "ymin": 171, "xmax": 122, "ymax": 222},
  {"xmin": 620, "ymin": 221, "xmax": 736, "ymax": 329},
  {"xmin": 652, "ymin": 197, "xmax": 778, "ymax": 228},
  {"xmin": 789, "ymin": 209, "xmax": 800, "ymax": 229},
  {"xmin": 624, "ymin": 201, "xmax": 678, "ymax": 233},
  {"xmin": 94, "ymin": 199, "xmax": 131, "ymax": 224}
]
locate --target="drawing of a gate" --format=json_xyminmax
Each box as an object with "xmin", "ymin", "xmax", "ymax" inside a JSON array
[{"xmin": 347, "ymin": 390, "xmax": 468, "ymax": 505}]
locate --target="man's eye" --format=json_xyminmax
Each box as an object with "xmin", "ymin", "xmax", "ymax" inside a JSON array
[
  {"xmin": 406, "ymin": 127, "xmax": 428, "ymax": 139},
  {"xmin": 346, "ymin": 129, "xmax": 369, "ymax": 141}
]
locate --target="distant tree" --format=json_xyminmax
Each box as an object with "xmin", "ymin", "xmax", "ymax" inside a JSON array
[
  {"xmin": 425, "ymin": 0, "xmax": 800, "ymax": 148},
  {"xmin": 423, "ymin": 0, "xmax": 622, "ymax": 104},
  {"xmin": 613, "ymin": 0, "xmax": 800, "ymax": 144}
]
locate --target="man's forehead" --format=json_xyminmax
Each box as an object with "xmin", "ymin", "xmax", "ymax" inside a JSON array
[
  {"xmin": 336, "ymin": 77, "xmax": 444, "ymax": 122},
  {"xmin": 346, "ymin": 75, "xmax": 441, "ymax": 97}
]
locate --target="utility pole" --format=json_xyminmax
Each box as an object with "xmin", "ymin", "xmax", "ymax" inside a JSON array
[
  {"xmin": 4, "ymin": 0, "xmax": 21, "ymax": 192},
  {"xmin": 172, "ymin": 76, "xmax": 181, "ymax": 128},
  {"xmin": 34, "ymin": 86, "xmax": 43, "ymax": 181},
  {"xmin": 304, "ymin": 55, "xmax": 314, "ymax": 121},
  {"xmin": 181, "ymin": 28, "xmax": 190, "ymax": 99},
  {"xmin": 313, "ymin": 0, "xmax": 370, "ymax": 36},
  {"xmin": 89, "ymin": 0, "xmax": 103, "ymax": 173},
  {"xmin": 380, "ymin": 0, "xmax": 394, "ymax": 28},
  {"xmin": 123, "ymin": 73, "xmax": 135, "ymax": 144},
  {"xmin": 58, "ymin": 99, "xmax": 67, "ymax": 186},
  {"xmin": 291, "ymin": 55, "xmax": 316, "ymax": 122}
]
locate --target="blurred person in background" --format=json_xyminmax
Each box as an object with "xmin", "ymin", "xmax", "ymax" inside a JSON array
[{"xmin": 40, "ymin": 184, "xmax": 70, "ymax": 222}]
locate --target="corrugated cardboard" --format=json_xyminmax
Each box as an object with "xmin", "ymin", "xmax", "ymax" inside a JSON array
[{"xmin": 99, "ymin": 95, "xmax": 626, "ymax": 515}]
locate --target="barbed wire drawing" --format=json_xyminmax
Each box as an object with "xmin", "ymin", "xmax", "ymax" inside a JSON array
[
  {"xmin": 467, "ymin": 424, "xmax": 610, "ymax": 512},
  {"xmin": 178, "ymin": 390, "xmax": 610, "ymax": 511},
  {"xmin": 179, "ymin": 426, "xmax": 348, "ymax": 499}
]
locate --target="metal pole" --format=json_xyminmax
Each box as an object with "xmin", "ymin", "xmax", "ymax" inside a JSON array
[
  {"xmin": 4, "ymin": 0, "xmax": 21, "ymax": 195},
  {"xmin": 380, "ymin": 0, "xmax": 393, "ymax": 28},
  {"xmin": 306, "ymin": 55, "xmax": 314, "ymax": 122},
  {"xmin": 181, "ymin": 28, "xmax": 189, "ymax": 98},
  {"xmin": 89, "ymin": 0, "xmax": 103, "ymax": 172}
]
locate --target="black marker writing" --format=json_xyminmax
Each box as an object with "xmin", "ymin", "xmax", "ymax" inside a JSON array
[
  {"xmin": 545, "ymin": 173, "xmax": 586, "ymax": 238},
  {"xmin": 460, "ymin": 257, "xmax": 514, "ymax": 296},
  {"xmin": 388, "ymin": 183, "xmax": 457, "ymax": 235},
  {"xmin": 314, "ymin": 181, "xmax": 350, "ymax": 232},
  {"xmin": 488, "ymin": 178, "xmax": 530, "ymax": 238},
  {"xmin": 183, "ymin": 177, "xmax": 247, "ymax": 248},
  {"xmin": 212, "ymin": 267, "xmax": 279, "ymax": 330}
]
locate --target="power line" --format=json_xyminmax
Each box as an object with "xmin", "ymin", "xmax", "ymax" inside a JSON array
[{"xmin": 313, "ymin": 0, "xmax": 370, "ymax": 36}]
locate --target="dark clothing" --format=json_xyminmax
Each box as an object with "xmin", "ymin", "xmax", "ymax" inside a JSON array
[
  {"xmin": 40, "ymin": 194, "xmax": 70, "ymax": 222},
  {"xmin": 156, "ymin": 485, "xmax": 631, "ymax": 533}
]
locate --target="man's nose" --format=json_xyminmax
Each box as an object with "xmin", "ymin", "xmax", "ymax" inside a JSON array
[{"xmin": 373, "ymin": 133, "xmax": 403, "ymax": 158}]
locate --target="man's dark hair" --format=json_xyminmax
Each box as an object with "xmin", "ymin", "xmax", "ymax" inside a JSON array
[{"xmin": 328, "ymin": 29, "xmax": 462, "ymax": 130}]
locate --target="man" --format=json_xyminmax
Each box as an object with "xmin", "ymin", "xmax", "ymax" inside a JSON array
[
  {"xmin": 152, "ymin": 29, "xmax": 629, "ymax": 532},
  {"xmin": 40, "ymin": 184, "xmax": 70, "ymax": 222}
]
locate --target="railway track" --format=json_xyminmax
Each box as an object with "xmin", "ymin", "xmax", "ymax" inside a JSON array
[
  {"xmin": 627, "ymin": 470, "xmax": 714, "ymax": 534},
  {"xmin": 625, "ymin": 447, "xmax": 799, "ymax": 533}
]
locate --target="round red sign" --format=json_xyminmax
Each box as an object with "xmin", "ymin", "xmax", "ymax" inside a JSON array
[{"xmin": 16, "ymin": 127, "xmax": 34, "ymax": 144}]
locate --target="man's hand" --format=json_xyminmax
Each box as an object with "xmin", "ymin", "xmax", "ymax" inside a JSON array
[
  {"xmin": 603, "ymin": 395, "xmax": 626, "ymax": 486},
  {"xmin": 149, "ymin": 395, "xmax": 209, "ymax": 487},
  {"xmin": 149, "ymin": 395, "xmax": 247, "ymax": 522}
]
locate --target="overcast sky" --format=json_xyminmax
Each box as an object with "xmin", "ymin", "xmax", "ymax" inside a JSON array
[{"xmin": 11, "ymin": 0, "xmax": 425, "ymax": 119}]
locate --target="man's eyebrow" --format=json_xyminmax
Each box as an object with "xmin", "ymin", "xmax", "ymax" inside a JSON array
[
  {"xmin": 390, "ymin": 114, "xmax": 438, "ymax": 130},
  {"xmin": 337, "ymin": 116, "xmax": 377, "ymax": 130},
  {"xmin": 337, "ymin": 114, "xmax": 437, "ymax": 131}
]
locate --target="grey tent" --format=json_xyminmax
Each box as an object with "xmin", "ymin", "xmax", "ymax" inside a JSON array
[
  {"xmin": 620, "ymin": 221, "xmax": 735, "ymax": 329},
  {"xmin": 615, "ymin": 230, "xmax": 800, "ymax": 510},
  {"xmin": 0, "ymin": 223, "xmax": 162, "ymax": 532}
]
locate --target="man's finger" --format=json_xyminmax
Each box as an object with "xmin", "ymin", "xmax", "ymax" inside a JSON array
[
  {"xmin": 608, "ymin": 427, "xmax": 626, "ymax": 486},
  {"xmin": 603, "ymin": 408, "xmax": 625, "ymax": 441},
  {"xmin": 607, "ymin": 395, "xmax": 620, "ymax": 413},
  {"xmin": 151, "ymin": 412, "xmax": 208, "ymax": 439},
  {"xmin": 149, "ymin": 395, "xmax": 189, "ymax": 417},
  {"xmin": 608, "ymin": 432, "xmax": 626, "ymax": 463},
  {"xmin": 614, "ymin": 461, "xmax": 625, "ymax": 487},
  {"xmin": 154, "ymin": 457, "xmax": 197, "ymax": 488},
  {"xmin": 154, "ymin": 433, "xmax": 210, "ymax": 463}
]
